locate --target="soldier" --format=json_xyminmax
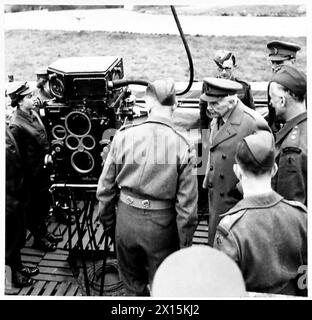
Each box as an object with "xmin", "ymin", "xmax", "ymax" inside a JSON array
[
  {"xmin": 97, "ymin": 78, "xmax": 198, "ymax": 296},
  {"xmin": 266, "ymin": 40, "xmax": 302, "ymax": 129},
  {"xmin": 200, "ymin": 77, "xmax": 269, "ymax": 246},
  {"xmin": 199, "ymin": 50, "xmax": 255, "ymax": 134},
  {"xmin": 7, "ymin": 82, "xmax": 63, "ymax": 252},
  {"xmin": 214, "ymin": 130, "xmax": 307, "ymax": 296},
  {"xmin": 267, "ymin": 40, "xmax": 301, "ymax": 73},
  {"xmin": 6, "ymin": 126, "xmax": 39, "ymax": 287},
  {"xmin": 268, "ymin": 66, "xmax": 307, "ymax": 205}
]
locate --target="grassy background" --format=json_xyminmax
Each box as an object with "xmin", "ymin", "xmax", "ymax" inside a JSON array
[
  {"xmin": 133, "ymin": 5, "xmax": 306, "ymax": 17},
  {"xmin": 5, "ymin": 30, "xmax": 306, "ymax": 83},
  {"xmin": 5, "ymin": 5, "xmax": 305, "ymax": 17}
]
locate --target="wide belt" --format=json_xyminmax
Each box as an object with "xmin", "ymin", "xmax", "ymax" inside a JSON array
[{"xmin": 120, "ymin": 191, "xmax": 174, "ymax": 210}]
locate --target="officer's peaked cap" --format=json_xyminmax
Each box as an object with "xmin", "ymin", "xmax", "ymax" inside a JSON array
[
  {"xmin": 6, "ymin": 81, "xmax": 37, "ymax": 101},
  {"xmin": 146, "ymin": 78, "xmax": 176, "ymax": 106},
  {"xmin": 267, "ymin": 40, "xmax": 301, "ymax": 61},
  {"xmin": 200, "ymin": 77, "xmax": 242, "ymax": 102}
]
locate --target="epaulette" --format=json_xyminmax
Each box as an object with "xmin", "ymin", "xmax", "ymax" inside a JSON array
[
  {"xmin": 282, "ymin": 199, "xmax": 307, "ymax": 213},
  {"xmin": 217, "ymin": 209, "xmax": 247, "ymax": 236},
  {"xmin": 282, "ymin": 125, "xmax": 301, "ymax": 148}
]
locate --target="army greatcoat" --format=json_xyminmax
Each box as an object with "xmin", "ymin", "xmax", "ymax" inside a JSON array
[
  {"xmin": 214, "ymin": 191, "xmax": 307, "ymax": 296},
  {"xmin": 9, "ymin": 108, "xmax": 51, "ymax": 240},
  {"xmin": 203, "ymin": 100, "xmax": 270, "ymax": 245},
  {"xmin": 97, "ymin": 114, "xmax": 198, "ymax": 295},
  {"xmin": 273, "ymin": 112, "xmax": 307, "ymax": 206},
  {"xmin": 5, "ymin": 126, "xmax": 26, "ymax": 270}
]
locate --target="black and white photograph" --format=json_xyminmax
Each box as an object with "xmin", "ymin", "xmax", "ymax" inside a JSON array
[{"xmin": 2, "ymin": 0, "xmax": 309, "ymax": 302}]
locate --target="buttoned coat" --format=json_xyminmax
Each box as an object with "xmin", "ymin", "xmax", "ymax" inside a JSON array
[
  {"xmin": 273, "ymin": 112, "xmax": 307, "ymax": 205},
  {"xmin": 214, "ymin": 191, "xmax": 307, "ymax": 296},
  {"xmin": 203, "ymin": 100, "xmax": 270, "ymax": 245},
  {"xmin": 9, "ymin": 108, "xmax": 50, "ymax": 190}
]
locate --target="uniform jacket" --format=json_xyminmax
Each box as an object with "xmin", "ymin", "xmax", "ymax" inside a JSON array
[
  {"xmin": 97, "ymin": 114, "xmax": 198, "ymax": 247},
  {"xmin": 199, "ymin": 77, "xmax": 255, "ymax": 131},
  {"xmin": 9, "ymin": 108, "xmax": 50, "ymax": 190},
  {"xmin": 235, "ymin": 78, "xmax": 255, "ymax": 110},
  {"xmin": 214, "ymin": 191, "xmax": 307, "ymax": 296},
  {"xmin": 273, "ymin": 112, "xmax": 307, "ymax": 206},
  {"xmin": 203, "ymin": 100, "xmax": 270, "ymax": 245}
]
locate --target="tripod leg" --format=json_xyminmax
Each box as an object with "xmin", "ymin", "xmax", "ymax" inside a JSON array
[
  {"xmin": 99, "ymin": 234, "xmax": 109, "ymax": 296},
  {"xmin": 71, "ymin": 190, "xmax": 91, "ymax": 296}
]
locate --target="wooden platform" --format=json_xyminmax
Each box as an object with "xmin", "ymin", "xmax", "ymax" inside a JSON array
[{"xmin": 5, "ymin": 212, "xmax": 209, "ymax": 296}]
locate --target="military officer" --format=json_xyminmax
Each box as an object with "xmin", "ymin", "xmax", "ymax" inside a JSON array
[
  {"xmin": 268, "ymin": 65, "xmax": 307, "ymax": 205},
  {"xmin": 200, "ymin": 77, "xmax": 269, "ymax": 246},
  {"xmin": 97, "ymin": 78, "xmax": 198, "ymax": 296},
  {"xmin": 6, "ymin": 126, "xmax": 40, "ymax": 287},
  {"xmin": 266, "ymin": 40, "xmax": 302, "ymax": 129},
  {"xmin": 267, "ymin": 40, "xmax": 301, "ymax": 72},
  {"xmin": 199, "ymin": 50, "xmax": 255, "ymax": 134},
  {"xmin": 214, "ymin": 130, "xmax": 307, "ymax": 296},
  {"xmin": 7, "ymin": 82, "xmax": 62, "ymax": 252}
]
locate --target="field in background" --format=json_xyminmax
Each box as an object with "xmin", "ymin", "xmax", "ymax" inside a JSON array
[
  {"xmin": 5, "ymin": 30, "xmax": 306, "ymax": 83},
  {"xmin": 133, "ymin": 5, "xmax": 306, "ymax": 17},
  {"xmin": 5, "ymin": 4, "xmax": 305, "ymax": 17}
]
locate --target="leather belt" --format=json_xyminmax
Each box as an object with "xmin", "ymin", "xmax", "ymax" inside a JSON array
[{"xmin": 120, "ymin": 191, "xmax": 174, "ymax": 210}]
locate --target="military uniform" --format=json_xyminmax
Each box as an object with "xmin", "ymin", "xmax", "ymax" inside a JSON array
[
  {"xmin": 201, "ymin": 92, "xmax": 269, "ymax": 245},
  {"xmin": 97, "ymin": 113, "xmax": 198, "ymax": 296},
  {"xmin": 5, "ymin": 126, "xmax": 26, "ymax": 271},
  {"xmin": 214, "ymin": 191, "xmax": 307, "ymax": 296},
  {"xmin": 199, "ymin": 76, "xmax": 254, "ymax": 131},
  {"xmin": 267, "ymin": 40, "xmax": 301, "ymax": 63},
  {"xmin": 9, "ymin": 107, "xmax": 51, "ymax": 242},
  {"xmin": 273, "ymin": 112, "xmax": 307, "ymax": 205},
  {"xmin": 268, "ymin": 65, "xmax": 307, "ymax": 205}
]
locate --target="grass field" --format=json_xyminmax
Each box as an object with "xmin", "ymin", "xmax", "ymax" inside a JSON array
[
  {"xmin": 4, "ymin": 30, "xmax": 306, "ymax": 83},
  {"xmin": 133, "ymin": 5, "xmax": 306, "ymax": 17}
]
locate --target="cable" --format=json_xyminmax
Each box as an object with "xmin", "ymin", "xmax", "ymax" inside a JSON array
[
  {"xmin": 108, "ymin": 6, "xmax": 194, "ymax": 96},
  {"xmin": 170, "ymin": 6, "xmax": 194, "ymax": 96},
  {"xmin": 108, "ymin": 79, "xmax": 149, "ymax": 89}
]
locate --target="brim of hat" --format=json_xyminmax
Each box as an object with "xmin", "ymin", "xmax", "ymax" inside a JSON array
[
  {"xmin": 20, "ymin": 83, "xmax": 38, "ymax": 96},
  {"xmin": 200, "ymin": 93, "xmax": 222, "ymax": 102},
  {"xmin": 269, "ymin": 56, "xmax": 290, "ymax": 62}
]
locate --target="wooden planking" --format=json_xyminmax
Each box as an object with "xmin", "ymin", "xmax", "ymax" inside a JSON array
[
  {"xmin": 65, "ymin": 283, "xmax": 80, "ymax": 296},
  {"xmin": 32, "ymin": 273, "xmax": 75, "ymax": 283},
  {"xmin": 30, "ymin": 281, "xmax": 46, "ymax": 296},
  {"xmin": 21, "ymin": 255, "xmax": 42, "ymax": 264},
  {"xmin": 39, "ymin": 266, "xmax": 73, "ymax": 277},
  {"xmin": 44, "ymin": 253, "xmax": 68, "ymax": 261},
  {"xmin": 42, "ymin": 281, "xmax": 58, "ymax": 296},
  {"xmin": 21, "ymin": 247, "xmax": 46, "ymax": 257},
  {"xmin": 14, "ymin": 202, "xmax": 212, "ymax": 297},
  {"xmin": 39, "ymin": 259, "xmax": 71, "ymax": 268},
  {"xmin": 55, "ymin": 281, "xmax": 71, "ymax": 296},
  {"xmin": 18, "ymin": 284, "xmax": 34, "ymax": 295}
]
